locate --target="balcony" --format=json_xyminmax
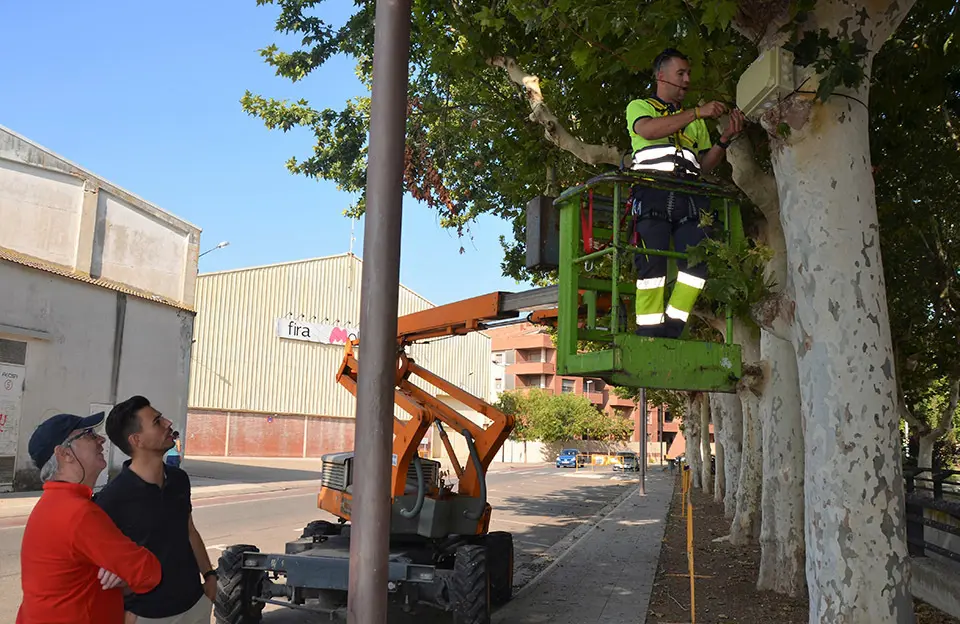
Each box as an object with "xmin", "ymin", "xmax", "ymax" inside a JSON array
[
  {"xmin": 491, "ymin": 331, "xmax": 553, "ymax": 351},
  {"xmin": 585, "ymin": 391, "xmax": 604, "ymax": 404},
  {"xmin": 660, "ymin": 420, "xmax": 681, "ymax": 433},
  {"xmin": 507, "ymin": 361, "xmax": 556, "ymax": 376},
  {"xmin": 607, "ymin": 394, "xmax": 638, "ymax": 408}
]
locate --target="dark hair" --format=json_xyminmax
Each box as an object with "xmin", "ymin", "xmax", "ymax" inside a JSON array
[
  {"xmin": 653, "ymin": 48, "xmax": 688, "ymax": 75},
  {"xmin": 107, "ymin": 395, "xmax": 151, "ymax": 455}
]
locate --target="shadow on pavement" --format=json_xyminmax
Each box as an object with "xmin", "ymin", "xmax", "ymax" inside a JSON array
[
  {"xmin": 250, "ymin": 469, "xmax": 643, "ymax": 623},
  {"xmin": 184, "ymin": 458, "xmax": 320, "ymax": 484}
]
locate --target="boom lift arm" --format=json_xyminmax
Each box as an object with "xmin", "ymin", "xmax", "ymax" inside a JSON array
[{"xmin": 327, "ymin": 290, "xmax": 554, "ymax": 532}]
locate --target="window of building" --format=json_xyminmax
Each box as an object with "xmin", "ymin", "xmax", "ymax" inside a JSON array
[
  {"xmin": 0, "ymin": 338, "xmax": 27, "ymax": 365},
  {"xmin": 495, "ymin": 377, "xmax": 503, "ymax": 392},
  {"xmin": 493, "ymin": 351, "xmax": 504, "ymax": 365},
  {"xmin": 561, "ymin": 378, "xmax": 576, "ymax": 393}
]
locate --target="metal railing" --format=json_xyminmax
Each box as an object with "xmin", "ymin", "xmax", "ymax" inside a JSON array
[{"xmin": 904, "ymin": 467, "xmax": 960, "ymax": 564}]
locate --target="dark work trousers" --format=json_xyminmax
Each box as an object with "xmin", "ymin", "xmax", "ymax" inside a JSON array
[{"xmin": 632, "ymin": 187, "xmax": 712, "ymax": 338}]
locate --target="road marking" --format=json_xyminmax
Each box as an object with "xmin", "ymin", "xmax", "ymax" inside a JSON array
[
  {"xmin": 516, "ymin": 539, "xmax": 552, "ymax": 548},
  {"xmin": 207, "ymin": 544, "xmax": 226, "ymax": 551},
  {"xmin": 193, "ymin": 491, "xmax": 312, "ymax": 510},
  {"xmin": 491, "ymin": 518, "xmax": 548, "ymax": 528}
]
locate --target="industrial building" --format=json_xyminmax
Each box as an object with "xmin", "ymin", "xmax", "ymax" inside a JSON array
[
  {"xmin": 186, "ymin": 254, "xmax": 491, "ymax": 461},
  {"xmin": 0, "ymin": 126, "xmax": 200, "ymax": 491}
]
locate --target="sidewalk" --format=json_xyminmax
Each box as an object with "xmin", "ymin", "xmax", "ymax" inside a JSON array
[
  {"xmin": 493, "ymin": 469, "xmax": 674, "ymax": 624},
  {"xmin": 0, "ymin": 455, "xmax": 548, "ymax": 520}
]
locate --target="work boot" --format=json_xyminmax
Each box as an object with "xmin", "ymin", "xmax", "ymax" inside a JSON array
[
  {"xmin": 662, "ymin": 318, "xmax": 686, "ymax": 339},
  {"xmin": 634, "ymin": 325, "xmax": 667, "ymax": 338}
]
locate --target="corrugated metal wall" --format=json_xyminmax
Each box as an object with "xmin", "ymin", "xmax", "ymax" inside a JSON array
[{"xmin": 188, "ymin": 253, "xmax": 491, "ymax": 417}]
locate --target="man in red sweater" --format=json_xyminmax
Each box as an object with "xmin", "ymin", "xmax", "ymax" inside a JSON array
[{"xmin": 17, "ymin": 412, "xmax": 162, "ymax": 624}]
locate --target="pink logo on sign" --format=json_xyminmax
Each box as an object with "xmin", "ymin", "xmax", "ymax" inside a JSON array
[{"xmin": 328, "ymin": 327, "xmax": 350, "ymax": 344}]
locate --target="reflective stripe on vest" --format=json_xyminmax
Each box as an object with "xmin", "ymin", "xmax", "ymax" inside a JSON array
[{"xmin": 632, "ymin": 144, "xmax": 701, "ymax": 175}]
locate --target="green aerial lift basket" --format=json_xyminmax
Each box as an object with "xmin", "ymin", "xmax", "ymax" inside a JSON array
[{"xmin": 530, "ymin": 170, "xmax": 745, "ymax": 393}]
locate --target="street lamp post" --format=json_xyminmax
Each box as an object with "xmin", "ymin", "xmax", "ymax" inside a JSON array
[
  {"xmin": 640, "ymin": 387, "xmax": 647, "ymax": 495},
  {"xmin": 346, "ymin": 0, "xmax": 412, "ymax": 622},
  {"xmin": 198, "ymin": 241, "xmax": 230, "ymax": 258}
]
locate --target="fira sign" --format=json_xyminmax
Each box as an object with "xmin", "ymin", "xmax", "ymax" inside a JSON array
[{"xmin": 276, "ymin": 319, "xmax": 359, "ymax": 345}]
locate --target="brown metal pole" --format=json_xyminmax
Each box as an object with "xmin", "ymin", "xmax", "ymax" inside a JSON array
[
  {"xmin": 659, "ymin": 403, "xmax": 664, "ymax": 466},
  {"xmin": 346, "ymin": 0, "xmax": 411, "ymax": 622},
  {"xmin": 640, "ymin": 388, "xmax": 647, "ymax": 495}
]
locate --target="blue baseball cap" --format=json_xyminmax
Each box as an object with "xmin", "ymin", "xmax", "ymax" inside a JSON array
[{"xmin": 28, "ymin": 412, "xmax": 105, "ymax": 469}]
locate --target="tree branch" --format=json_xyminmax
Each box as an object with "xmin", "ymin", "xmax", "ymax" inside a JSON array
[
  {"xmin": 901, "ymin": 378, "xmax": 959, "ymax": 439},
  {"xmin": 488, "ymin": 56, "xmax": 622, "ymax": 167},
  {"xmin": 932, "ymin": 378, "xmax": 960, "ymax": 438},
  {"xmin": 726, "ymin": 135, "xmax": 779, "ymax": 223},
  {"xmin": 899, "ymin": 399, "xmax": 928, "ymax": 434},
  {"xmin": 943, "ymin": 106, "xmax": 960, "ymax": 152},
  {"xmin": 751, "ymin": 290, "xmax": 795, "ymax": 341},
  {"xmin": 738, "ymin": 362, "xmax": 766, "ymax": 397},
  {"xmin": 863, "ymin": 0, "xmax": 920, "ymax": 50}
]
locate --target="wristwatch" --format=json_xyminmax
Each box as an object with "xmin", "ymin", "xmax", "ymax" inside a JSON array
[
  {"xmin": 717, "ymin": 137, "xmax": 731, "ymax": 150},
  {"xmin": 203, "ymin": 569, "xmax": 218, "ymax": 581}
]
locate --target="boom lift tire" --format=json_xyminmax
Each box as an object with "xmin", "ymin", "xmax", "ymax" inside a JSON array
[
  {"xmin": 484, "ymin": 531, "xmax": 514, "ymax": 606},
  {"xmin": 215, "ymin": 544, "xmax": 266, "ymax": 624},
  {"xmin": 300, "ymin": 520, "xmax": 341, "ymax": 539},
  {"xmin": 452, "ymin": 544, "xmax": 491, "ymax": 624}
]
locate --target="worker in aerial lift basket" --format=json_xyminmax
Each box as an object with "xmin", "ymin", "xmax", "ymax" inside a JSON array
[{"xmin": 626, "ymin": 48, "xmax": 744, "ymax": 338}]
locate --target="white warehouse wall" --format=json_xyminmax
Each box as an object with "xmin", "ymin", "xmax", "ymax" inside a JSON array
[{"xmin": 0, "ymin": 262, "xmax": 194, "ymax": 490}]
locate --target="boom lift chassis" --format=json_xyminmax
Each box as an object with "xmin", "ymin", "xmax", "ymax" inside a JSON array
[{"xmin": 213, "ymin": 172, "xmax": 746, "ymax": 624}]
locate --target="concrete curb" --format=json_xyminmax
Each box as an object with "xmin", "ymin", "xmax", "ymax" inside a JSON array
[
  {"xmin": 509, "ymin": 481, "xmax": 637, "ymax": 593},
  {"xmin": 190, "ymin": 479, "xmax": 318, "ymax": 500}
]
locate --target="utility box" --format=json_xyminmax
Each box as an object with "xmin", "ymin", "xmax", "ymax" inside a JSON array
[
  {"xmin": 736, "ymin": 47, "xmax": 795, "ymax": 121},
  {"xmin": 525, "ymin": 195, "xmax": 559, "ymax": 271}
]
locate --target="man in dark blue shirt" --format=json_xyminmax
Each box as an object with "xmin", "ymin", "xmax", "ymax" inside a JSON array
[{"xmin": 95, "ymin": 396, "xmax": 217, "ymax": 624}]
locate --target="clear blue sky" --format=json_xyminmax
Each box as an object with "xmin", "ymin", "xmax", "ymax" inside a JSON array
[{"xmin": 0, "ymin": 0, "xmax": 528, "ymax": 305}]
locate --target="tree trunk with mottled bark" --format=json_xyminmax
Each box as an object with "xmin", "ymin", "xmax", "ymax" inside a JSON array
[
  {"xmin": 757, "ymin": 330, "xmax": 806, "ymax": 595},
  {"xmin": 686, "ymin": 394, "xmax": 703, "ymax": 490},
  {"xmin": 715, "ymin": 392, "xmax": 742, "ymax": 518},
  {"xmin": 701, "ymin": 393, "xmax": 713, "ymax": 495},
  {"xmin": 731, "ymin": 386, "xmax": 762, "ymax": 545},
  {"xmin": 712, "ymin": 394, "xmax": 726, "ymax": 503},
  {"xmin": 730, "ymin": 326, "xmax": 762, "ymax": 545},
  {"xmin": 763, "ymin": 3, "xmax": 917, "ymax": 617}
]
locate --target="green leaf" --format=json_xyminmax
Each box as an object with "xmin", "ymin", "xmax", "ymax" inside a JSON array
[
  {"xmin": 571, "ymin": 44, "xmax": 593, "ymax": 69},
  {"xmin": 816, "ymin": 70, "xmax": 841, "ymax": 101}
]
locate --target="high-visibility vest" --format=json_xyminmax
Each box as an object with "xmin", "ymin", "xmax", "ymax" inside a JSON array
[{"xmin": 626, "ymin": 97, "xmax": 711, "ymax": 176}]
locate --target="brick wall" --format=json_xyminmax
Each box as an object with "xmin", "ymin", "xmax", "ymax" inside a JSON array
[{"xmin": 186, "ymin": 409, "xmax": 357, "ymax": 458}]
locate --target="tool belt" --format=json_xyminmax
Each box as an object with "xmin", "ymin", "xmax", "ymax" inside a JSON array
[{"xmin": 631, "ymin": 186, "xmax": 712, "ymax": 226}]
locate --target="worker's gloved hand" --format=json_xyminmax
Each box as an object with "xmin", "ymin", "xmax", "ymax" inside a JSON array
[
  {"xmin": 722, "ymin": 109, "xmax": 745, "ymax": 141},
  {"xmin": 696, "ymin": 101, "xmax": 727, "ymax": 119}
]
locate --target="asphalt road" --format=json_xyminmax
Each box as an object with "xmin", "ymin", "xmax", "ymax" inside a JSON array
[{"xmin": 0, "ymin": 465, "xmax": 636, "ymax": 624}]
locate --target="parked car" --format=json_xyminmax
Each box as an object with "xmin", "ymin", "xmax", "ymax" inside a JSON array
[
  {"xmin": 555, "ymin": 448, "xmax": 585, "ymax": 468},
  {"xmin": 612, "ymin": 451, "xmax": 640, "ymax": 472}
]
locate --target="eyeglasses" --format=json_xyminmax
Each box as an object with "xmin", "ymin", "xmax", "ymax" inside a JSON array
[{"xmin": 65, "ymin": 428, "xmax": 99, "ymax": 445}]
